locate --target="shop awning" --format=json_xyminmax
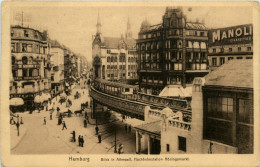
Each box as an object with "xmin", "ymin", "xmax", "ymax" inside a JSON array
[
  {"xmin": 10, "ymin": 98, "xmax": 24, "ymax": 106},
  {"xmin": 34, "ymin": 95, "xmax": 45, "ymax": 103}
]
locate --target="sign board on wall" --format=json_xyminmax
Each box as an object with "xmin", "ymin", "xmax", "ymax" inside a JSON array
[{"xmin": 209, "ymin": 24, "xmax": 253, "ymax": 46}]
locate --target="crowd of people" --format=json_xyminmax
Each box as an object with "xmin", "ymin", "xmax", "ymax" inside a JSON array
[{"xmin": 10, "ymin": 75, "xmax": 134, "ymax": 154}]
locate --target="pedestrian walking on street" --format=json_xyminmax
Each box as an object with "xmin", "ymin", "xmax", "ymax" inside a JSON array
[
  {"xmin": 98, "ymin": 133, "xmax": 101, "ymax": 143},
  {"xmin": 118, "ymin": 144, "xmax": 124, "ymax": 154},
  {"xmin": 78, "ymin": 135, "xmax": 81, "ymax": 147},
  {"xmin": 81, "ymin": 136, "xmax": 84, "ymax": 147},
  {"xmin": 43, "ymin": 117, "xmax": 46, "ymax": 125},
  {"xmin": 20, "ymin": 117, "xmax": 23, "ymax": 124},
  {"xmin": 125, "ymin": 124, "xmax": 127, "ymax": 133},
  {"xmin": 84, "ymin": 112, "xmax": 87, "ymax": 119},
  {"xmin": 95, "ymin": 126, "xmax": 99, "ymax": 135},
  {"xmin": 71, "ymin": 130, "xmax": 76, "ymax": 142},
  {"xmin": 62, "ymin": 121, "xmax": 67, "ymax": 130},
  {"xmin": 50, "ymin": 113, "xmax": 52, "ymax": 120},
  {"xmin": 128, "ymin": 124, "xmax": 131, "ymax": 132},
  {"xmin": 87, "ymin": 116, "xmax": 89, "ymax": 124},
  {"xmin": 16, "ymin": 121, "xmax": 20, "ymax": 136},
  {"xmin": 84, "ymin": 119, "xmax": 87, "ymax": 128},
  {"xmin": 10, "ymin": 117, "xmax": 14, "ymax": 124}
]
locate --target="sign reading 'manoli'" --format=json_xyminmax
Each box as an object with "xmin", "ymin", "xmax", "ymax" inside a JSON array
[{"xmin": 209, "ymin": 24, "xmax": 253, "ymax": 46}]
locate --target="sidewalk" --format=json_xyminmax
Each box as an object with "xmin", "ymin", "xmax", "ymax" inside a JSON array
[{"xmin": 10, "ymin": 122, "xmax": 28, "ymax": 150}]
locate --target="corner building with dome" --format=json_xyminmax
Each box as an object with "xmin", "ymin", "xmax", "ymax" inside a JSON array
[{"xmin": 10, "ymin": 25, "xmax": 52, "ymax": 111}]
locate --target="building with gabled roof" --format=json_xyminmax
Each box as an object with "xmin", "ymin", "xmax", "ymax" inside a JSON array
[{"xmin": 92, "ymin": 14, "xmax": 138, "ymax": 83}]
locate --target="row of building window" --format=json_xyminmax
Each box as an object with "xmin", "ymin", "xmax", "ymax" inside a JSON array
[
  {"xmin": 11, "ymin": 43, "xmax": 47, "ymax": 54},
  {"xmin": 139, "ymin": 32, "xmax": 161, "ymax": 39},
  {"xmin": 139, "ymin": 40, "xmax": 207, "ymax": 50},
  {"xmin": 107, "ymin": 56, "xmax": 137, "ymax": 63},
  {"xmin": 212, "ymin": 47, "xmax": 252, "ymax": 53},
  {"xmin": 165, "ymin": 63, "xmax": 207, "ymax": 71},
  {"xmin": 107, "ymin": 50, "xmax": 136, "ymax": 55},
  {"xmin": 140, "ymin": 63, "xmax": 162, "ymax": 70},
  {"xmin": 107, "ymin": 65, "xmax": 137, "ymax": 70},
  {"xmin": 12, "ymin": 56, "xmax": 46, "ymax": 65},
  {"xmin": 107, "ymin": 73, "xmax": 125, "ymax": 78},
  {"xmin": 211, "ymin": 56, "xmax": 252, "ymax": 66},
  {"xmin": 12, "ymin": 69, "xmax": 39, "ymax": 78},
  {"xmin": 11, "ymin": 29, "xmax": 40, "ymax": 39},
  {"xmin": 139, "ymin": 29, "xmax": 207, "ymax": 40}
]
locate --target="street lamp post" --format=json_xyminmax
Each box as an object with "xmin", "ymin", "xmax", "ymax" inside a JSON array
[{"xmin": 114, "ymin": 129, "xmax": 117, "ymax": 153}]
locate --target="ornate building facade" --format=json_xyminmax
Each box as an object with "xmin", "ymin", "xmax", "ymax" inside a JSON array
[
  {"xmin": 49, "ymin": 39, "xmax": 65, "ymax": 96},
  {"xmin": 92, "ymin": 14, "xmax": 138, "ymax": 82},
  {"xmin": 137, "ymin": 7, "xmax": 209, "ymax": 95},
  {"xmin": 208, "ymin": 24, "xmax": 253, "ymax": 71},
  {"xmin": 10, "ymin": 25, "xmax": 51, "ymax": 111}
]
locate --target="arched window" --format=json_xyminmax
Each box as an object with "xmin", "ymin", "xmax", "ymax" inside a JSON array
[
  {"xmin": 107, "ymin": 56, "xmax": 110, "ymax": 62},
  {"xmin": 12, "ymin": 56, "xmax": 16, "ymax": 65},
  {"xmin": 22, "ymin": 56, "xmax": 28, "ymax": 64},
  {"xmin": 146, "ymin": 43, "xmax": 151, "ymax": 50},
  {"xmin": 114, "ymin": 56, "xmax": 117, "ymax": 62},
  {"xmin": 29, "ymin": 56, "xmax": 33, "ymax": 64}
]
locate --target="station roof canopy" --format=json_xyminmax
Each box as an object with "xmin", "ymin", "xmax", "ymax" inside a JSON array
[
  {"xmin": 135, "ymin": 120, "xmax": 161, "ymax": 136},
  {"xmin": 205, "ymin": 60, "xmax": 253, "ymax": 88},
  {"xmin": 159, "ymin": 85, "xmax": 192, "ymax": 98}
]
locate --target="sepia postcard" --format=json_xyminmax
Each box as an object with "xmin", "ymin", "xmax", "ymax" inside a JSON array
[{"xmin": 1, "ymin": 1, "xmax": 259, "ymax": 167}]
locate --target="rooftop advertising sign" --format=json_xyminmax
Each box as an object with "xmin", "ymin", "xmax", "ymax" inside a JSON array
[{"xmin": 209, "ymin": 24, "xmax": 253, "ymax": 46}]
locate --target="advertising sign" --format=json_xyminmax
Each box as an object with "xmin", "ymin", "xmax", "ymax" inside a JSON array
[{"xmin": 209, "ymin": 24, "xmax": 253, "ymax": 46}]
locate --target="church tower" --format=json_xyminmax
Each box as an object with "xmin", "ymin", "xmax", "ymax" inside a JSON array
[
  {"xmin": 96, "ymin": 12, "xmax": 102, "ymax": 35},
  {"xmin": 126, "ymin": 16, "xmax": 132, "ymax": 38}
]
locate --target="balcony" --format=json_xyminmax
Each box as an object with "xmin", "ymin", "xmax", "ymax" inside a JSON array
[
  {"xmin": 13, "ymin": 76, "xmax": 41, "ymax": 81},
  {"xmin": 12, "ymin": 64, "xmax": 40, "ymax": 69}
]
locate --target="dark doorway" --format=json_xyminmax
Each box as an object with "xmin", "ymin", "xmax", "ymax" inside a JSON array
[
  {"xmin": 95, "ymin": 65, "xmax": 100, "ymax": 78},
  {"xmin": 151, "ymin": 138, "xmax": 161, "ymax": 154}
]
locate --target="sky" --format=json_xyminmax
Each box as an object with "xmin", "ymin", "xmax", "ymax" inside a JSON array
[{"xmin": 11, "ymin": 5, "xmax": 253, "ymax": 62}]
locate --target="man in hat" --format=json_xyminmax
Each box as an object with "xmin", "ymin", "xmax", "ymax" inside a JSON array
[
  {"xmin": 95, "ymin": 126, "xmax": 99, "ymax": 135},
  {"xmin": 98, "ymin": 133, "xmax": 101, "ymax": 143},
  {"xmin": 84, "ymin": 119, "xmax": 87, "ymax": 128},
  {"xmin": 43, "ymin": 117, "xmax": 46, "ymax": 125},
  {"xmin": 78, "ymin": 135, "xmax": 81, "ymax": 146},
  {"xmin": 16, "ymin": 121, "xmax": 20, "ymax": 136},
  {"xmin": 62, "ymin": 121, "xmax": 67, "ymax": 130},
  {"xmin": 81, "ymin": 136, "xmax": 84, "ymax": 147},
  {"xmin": 71, "ymin": 130, "xmax": 76, "ymax": 142}
]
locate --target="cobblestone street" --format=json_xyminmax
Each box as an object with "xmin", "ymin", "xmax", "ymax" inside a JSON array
[{"xmin": 11, "ymin": 79, "xmax": 143, "ymax": 154}]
